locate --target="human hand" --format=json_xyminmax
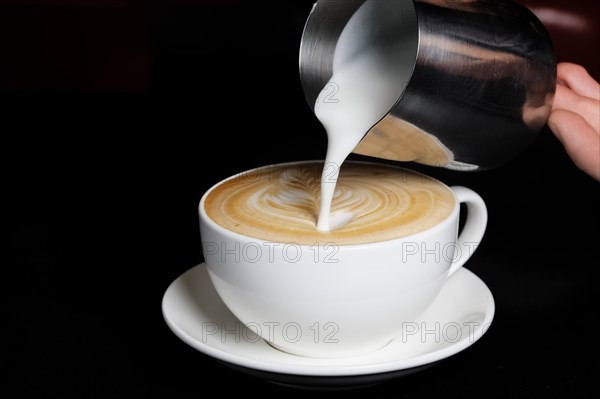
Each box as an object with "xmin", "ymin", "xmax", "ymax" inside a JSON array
[{"xmin": 548, "ymin": 63, "xmax": 600, "ymax": 181}]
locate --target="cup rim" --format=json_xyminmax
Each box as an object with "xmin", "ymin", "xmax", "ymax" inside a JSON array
[{"xmin": 199, "ymin": 160, "xmax": 460, "ymax": 249}]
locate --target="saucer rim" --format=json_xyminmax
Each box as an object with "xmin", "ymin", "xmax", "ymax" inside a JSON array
[{"xmin": 162, "ymin": 263, "xmax": 495, "ymax": 377}]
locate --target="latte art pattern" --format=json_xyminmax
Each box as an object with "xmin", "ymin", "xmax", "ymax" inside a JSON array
[{"xmin": 204, "ymin": 162, "xmax": 455, "ymax": 245}]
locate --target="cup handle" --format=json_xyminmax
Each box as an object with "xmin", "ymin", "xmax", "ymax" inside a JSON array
[{"xmin": 447, "ymin": 186, "xmax": 488, "ymax": 277}]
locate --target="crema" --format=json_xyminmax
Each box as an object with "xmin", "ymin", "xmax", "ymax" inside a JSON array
[{"xmin": 204, "ymin": 162, "xmax": 454, "ymax": 245}]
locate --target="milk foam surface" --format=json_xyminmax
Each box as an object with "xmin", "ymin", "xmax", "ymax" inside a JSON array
[{"xmin": 204, "ymin": 162, "xmax": 454, "ymax": 245}]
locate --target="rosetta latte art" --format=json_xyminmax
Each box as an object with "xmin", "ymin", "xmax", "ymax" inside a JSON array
[{"xmin": 204, "ymin": 162, "xmax": 455, "ymax": 245}]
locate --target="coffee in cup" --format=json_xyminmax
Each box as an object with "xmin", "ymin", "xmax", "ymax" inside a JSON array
[{"xmin": 200, "ymin": 161, "xmax": 487, "ymax": 358}]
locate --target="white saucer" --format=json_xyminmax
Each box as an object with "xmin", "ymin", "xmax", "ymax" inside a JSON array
[{"xmin": 162, "ymin": 264, "xmax": 494, "ymax": 389}]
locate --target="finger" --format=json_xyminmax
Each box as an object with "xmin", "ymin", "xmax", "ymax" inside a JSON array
[
  {"xmin": 556, "ymin": 63, "xmax": 600, "ymax": 101},
  {"xmin": 552, "ymin": 85, "xmax": 600, "ymax": 133},
  {"xmin": 548, "ymin": 109, "xmax": 600, "ymax": 181}
]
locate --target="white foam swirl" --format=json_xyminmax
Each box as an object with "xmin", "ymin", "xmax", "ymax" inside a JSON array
[{"xmin": 204, "ymin": 162, "xmax": 455, "ymax": 245}]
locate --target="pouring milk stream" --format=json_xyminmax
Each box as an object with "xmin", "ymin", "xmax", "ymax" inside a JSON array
[{"xmin": 315, "ymin": 0, "xmax": 415, "ymax": 231}]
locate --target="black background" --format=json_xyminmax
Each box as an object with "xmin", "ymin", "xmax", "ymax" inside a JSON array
[{"xmin": 3, "ymin": 1, "xmax": 598, "ymax": 397}]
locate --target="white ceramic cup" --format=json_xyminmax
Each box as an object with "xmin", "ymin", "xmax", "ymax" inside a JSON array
[{"xmin": 199, "ymin": 162, "xmax": 487, "ymax": 358}]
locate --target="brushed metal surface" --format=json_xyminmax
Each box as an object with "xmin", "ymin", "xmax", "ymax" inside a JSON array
[{"xmin": 300, "ymin": 0, "xmax": 556, "ymax": 170}]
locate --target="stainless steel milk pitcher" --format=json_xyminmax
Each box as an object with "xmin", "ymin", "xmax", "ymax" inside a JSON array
[{"xmin": 300, "ymin": 0, "xmax": 556, "ymax": 170}]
